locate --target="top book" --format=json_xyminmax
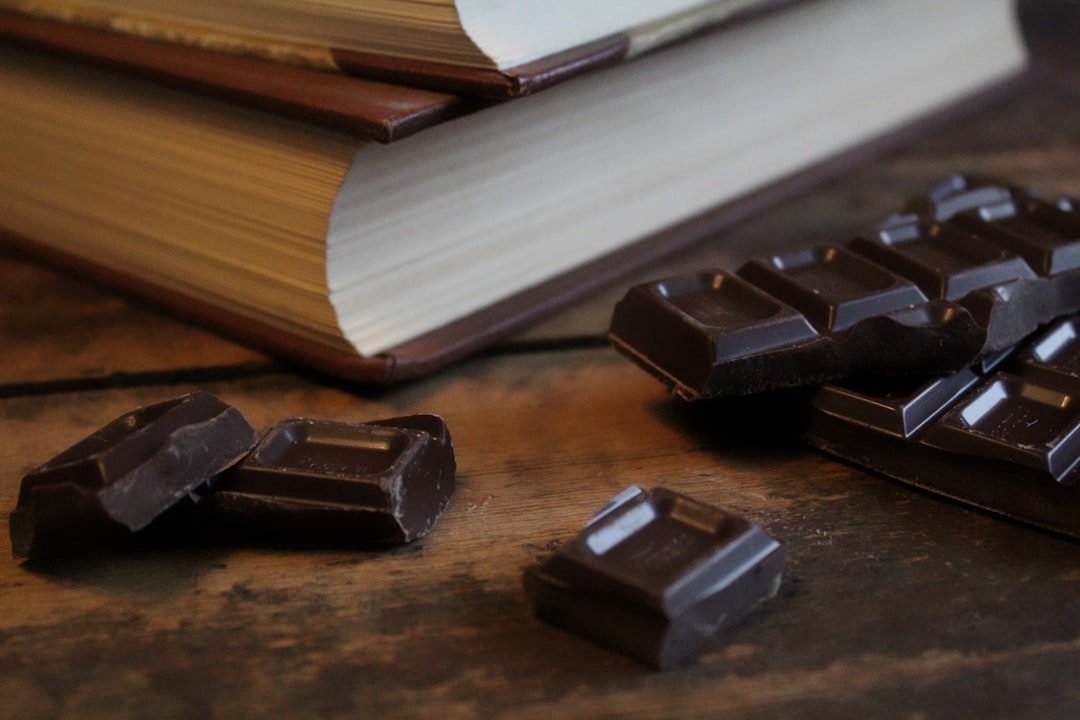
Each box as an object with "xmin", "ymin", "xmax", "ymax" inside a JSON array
[{"xmin": 0, "ymin": 0, "xmax": 783, "ymax": 95}]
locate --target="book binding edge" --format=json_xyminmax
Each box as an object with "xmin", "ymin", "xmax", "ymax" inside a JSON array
[{"xmin": 0, "ymin": 11, "xmax": 472, "ymax": 143}]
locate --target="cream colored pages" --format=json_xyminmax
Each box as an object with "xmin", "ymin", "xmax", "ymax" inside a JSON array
[{"xmin": 327, "ymin": 0, "xmax": 1026, "ymax": 355}]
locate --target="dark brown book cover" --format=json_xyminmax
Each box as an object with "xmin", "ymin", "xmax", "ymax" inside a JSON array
[
  {"xmin": 0, "ymin": 11, "xmax": 474, "ymax": 142},
  {"xmin": 328, "ymin": 35, "xmax": 632, "ymax": 99}
]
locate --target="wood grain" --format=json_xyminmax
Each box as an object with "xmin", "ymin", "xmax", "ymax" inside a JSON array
[
  {"xmin": 3, "ymin": 348, "xmax": 1080, "ymax": 718},
  {"xmin": 0, "ymin": 249, "xmax": 271, "ymax": 387}
]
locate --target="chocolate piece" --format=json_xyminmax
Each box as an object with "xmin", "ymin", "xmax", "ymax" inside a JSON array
[
  {"xmin": 199, "ymin": 414, "xmax": 455, "ymax": 545},
  {"xmin": 523, "ymin": 486, "xmax": 786, "ymax": 670},
  {"xmin": 609, "ymin": 175, "xmax": 1080, "ymax": 399},
  {"xmin": 801, "ymin": 314, "xmax": 1080, "ymax": 539},
  {"xmin": 9, "ymin": 391, "xmax": 257, "ymax": 558}
]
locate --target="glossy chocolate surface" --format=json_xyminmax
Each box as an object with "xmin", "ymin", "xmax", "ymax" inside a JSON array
[
  {"xmin": 9, "ymin": 391, "xmax": 257, "ymax": 558},
  {"xmin": 610, "ymin": 175, "xmax": 1080, "ymax": 399},
  {"xmin": 802, "ymin": 314, "xmax": 1080, "ymax": 538},
  {"xmin": 200, "ymin": 414, "xmax": 456, "ymax": 545},
  {"xmin": 524, "ymin": 486, "xmax": 785, "ymax": 670}
]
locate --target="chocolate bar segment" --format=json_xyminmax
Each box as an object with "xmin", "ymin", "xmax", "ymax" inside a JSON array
[
  {"xmin": 199, "ymin": 414, "xmax": 455, "ymax": 545},
  {"xmin": 9, "ymin": 391, "xmax": 257, "ymax": 558},
  {"xmin": 801, "ymin": 314, "xmax": 1080, "ymax": 538},
  {"xmin": 913, "ymin": 176, "xmax": 1080, "ymax": 274},
  {"xmin": 523, "ymin": 486, "xmax": 785, "ymax": 670},
  {"xmin": 922, "ymin": 374, "xmax": 1080, "ymax": 480},
  {"xmin": 809, "ymin": 368, "xmax": 980, "ymax": 438},
  {"xmin": 1013, "ymin": 317, "xmax": 1080, "ymax": 392},
  {"xmin": 736, "ymin": 245, "xmax": 929, "ymax": 331},
  {"xmin": 848, "ymin": 218, "xmax": 1036, "ymax": 301},
  {"xmin": 610, "ymin": 176, "xmax": 1080, "ymax": 400}
]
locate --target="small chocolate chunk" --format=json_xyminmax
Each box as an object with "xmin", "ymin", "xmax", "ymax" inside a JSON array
[
  {"xmin": 10, "ymin": 391, "xmax": 257, "ymax": 558},
  {"xmin": 524, "ymin": 486, "xmax": 786, "ymax": 670},
  {"xmin": 199, "ymin": 414, "xmax": 455, "ymax": 545},
  {"xmin": 610, "ymin": 175, "xmax": 1080, "ymax": 399}
]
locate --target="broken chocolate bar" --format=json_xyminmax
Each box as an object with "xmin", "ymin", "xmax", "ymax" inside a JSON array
[
  {"xmin": 197, "ymin": 414, "xmax": 456, "ymax": 545},
  {"xmin": 801, "ymin": 313, "xmax": 1080, "ymax": 539},
  {"xmin": 9, "ymin": 391, "xmax": 257, "ymax": 558},
  {"xmin": 524, "ymin": 486, "xmax": 786, "ymax": 670},
  {"xmin": 609, "ymin": 175, "xmax": 1080, "ymax": 400}
]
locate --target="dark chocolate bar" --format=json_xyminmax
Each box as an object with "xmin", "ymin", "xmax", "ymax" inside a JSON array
[
  {"xmin": 523, "ymin": 486, "xmax": 786, "ymax": 670},
  {"xmin": 197, "ymin": 414, "xmax": 456, "ymax": 545},
  {"xmin": 801, "ymin": 314, "xmax": 1080, "ymax": 539},
  {"xmin": 9, "ymin": 391, "xmax": 257, "ymax": 558},
  {"xmin": 609, "ymin": 175, "xmax": 1080, "ymax": 400}
]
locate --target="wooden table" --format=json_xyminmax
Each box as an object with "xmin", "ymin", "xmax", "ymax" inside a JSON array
[{"xmin": 3, "ymin": 3, "xmax": 1080, "ymax": 717}]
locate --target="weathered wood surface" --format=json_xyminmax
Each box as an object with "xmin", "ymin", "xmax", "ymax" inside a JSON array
[
  {"xmin": 0, "ymin": 250, "xmax": 271, "ymax": 388},
  {"xmin": 4, "ymin": 349, "xmax": 1080, "ymax": 719},
  {"xmin": 3, "ymin": 3, "xmax": 1080, "ymax": 718}
]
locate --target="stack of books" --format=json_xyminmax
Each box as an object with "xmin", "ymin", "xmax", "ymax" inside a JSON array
[{"xmin": 0, "ymin": 0, "xmax": 1028, "ymax": 381}]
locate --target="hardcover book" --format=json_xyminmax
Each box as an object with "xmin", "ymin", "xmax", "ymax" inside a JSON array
[{"xmin": 0, "ymin": 0, "xmax": 1028, "ymax": 382}]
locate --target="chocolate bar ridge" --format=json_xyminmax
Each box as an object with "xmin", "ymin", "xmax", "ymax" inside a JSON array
[{"xmin": 609, "ymin": 175, "xmax": 1080, "ymax": 400}]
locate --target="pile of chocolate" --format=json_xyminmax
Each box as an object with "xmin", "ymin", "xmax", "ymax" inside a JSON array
[
  {"xmin": 9, "ymin": 392, "xmax": 456, "ymax": 557},
  {"xmin": 610, "ymin": 174, "xmax": 1080, "ymax": 538},
  {"xmin": 9, "ymin": 391, "xmax": 784, "ymax": 671}
]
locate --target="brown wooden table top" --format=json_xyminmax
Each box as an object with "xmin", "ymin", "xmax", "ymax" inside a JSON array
[{"xmin": 3, "ymin": 3, "xmax": 1080, "ymax": 718}]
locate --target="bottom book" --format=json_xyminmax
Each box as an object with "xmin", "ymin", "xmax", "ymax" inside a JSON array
[{"xmin": 0, "ymin": 0, "xmax": 1026, "ymax": 382}]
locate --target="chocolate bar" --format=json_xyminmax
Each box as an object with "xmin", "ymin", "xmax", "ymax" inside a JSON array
[
  {"xmin": 801, "ymin": 314, "xmax": 1080, "ymax": 539},
  {"xmin": 9, "ymin": 391, "xmax": 257, "ymax": 558},
  {"xmin": 197, "ymin": 414, "xmax": 456, "ymax": 545},
  {"xmin": 609, "ymin": 175, "xmax": 1080, "ymax": 400},
  {"xmin": 523, "ymin": 486, "xmax": 786, "ymax": 670}
]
